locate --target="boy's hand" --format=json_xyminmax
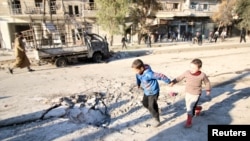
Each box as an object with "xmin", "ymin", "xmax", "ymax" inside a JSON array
[
  {"xmin": 168, "ymin": 82, "xmax": 174, "ymax": 87},
  {"xmin": 137, "ymin": 85, "xmax": 143, "ymax": 90},
  {"xmin": 205, "ymin": 91, "xmax": 211, "ymax": 101},
  {"xmin": 206, "ymin": 91, "xmax": 210, "ymax": 96}
]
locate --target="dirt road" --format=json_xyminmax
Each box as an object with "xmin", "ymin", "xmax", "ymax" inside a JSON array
[{"xmin": 0, "ymin": 42, "xmax": 250, "ymax": 141}]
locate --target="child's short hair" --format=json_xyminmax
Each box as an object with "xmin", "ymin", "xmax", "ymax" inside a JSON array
[
  {"xmin": 131, "ymin": 59, "xmax": 144, "ymax": 69},
  {"xmin": 191, "ymin": 58, "xmax": 202, "ymax": 68}
]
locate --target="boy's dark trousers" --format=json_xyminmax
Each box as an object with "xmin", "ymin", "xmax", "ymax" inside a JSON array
[{"xmin": 142, "ymin": 93, "xmax": 160, "ymax": 121}]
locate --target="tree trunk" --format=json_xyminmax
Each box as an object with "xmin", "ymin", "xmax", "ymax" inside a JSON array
[
  {"xmin": 138, "ymin": 32, "xmax": 144, "ymax": 45},
  {"xmin": 109, "ymin": 35, "xmax": 113, "ymax": 46}
]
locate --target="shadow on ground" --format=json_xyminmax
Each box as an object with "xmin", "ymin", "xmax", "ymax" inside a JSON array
[{"xmin": 0, "ymin": 70, "xmax": 249, "ymax": 141}]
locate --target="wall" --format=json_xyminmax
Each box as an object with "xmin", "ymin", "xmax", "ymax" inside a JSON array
[
  {"xmin": 0, "ymin": 0, "xmax": 11, "ymax": 15},
  {"xmin": 0, "ymin": 23, "xmax": 12, "ymax": 49}
]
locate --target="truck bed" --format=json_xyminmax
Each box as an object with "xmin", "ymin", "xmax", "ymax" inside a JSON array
[{"xmin": 34, "ymin": 45, "xmax": 89, "ymax": 60}]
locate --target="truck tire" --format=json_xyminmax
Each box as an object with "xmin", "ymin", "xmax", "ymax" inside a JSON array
[
  {"xmin": 55, "ymin": 57, "xmax": 68, "ymax": 67},
  {"xmin": 92, "ymin": 52, "xmax": 102, "ymax": 63}
]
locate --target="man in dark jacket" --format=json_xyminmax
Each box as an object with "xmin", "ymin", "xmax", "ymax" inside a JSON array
[
  {"xmin": 121, "ymin": 36, "xmax": 127, "ymax": 49},
  {"xmin": 240, "ymin": 27, "xmax": 246, "ymax": 43},
  {"xmin": 146, "ymin": 33, "xmax": 151, "ymax": 48}
]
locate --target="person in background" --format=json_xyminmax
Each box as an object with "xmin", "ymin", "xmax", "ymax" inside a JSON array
[
  {"xmin": 220, "ymin": 29, "xmax": 227, "ymax": 42},
  {"xmin": 146, "ymin": 33, "xmax": 152, "ymax": 48},
  {"xmin": 240, "ymin": 27, "xmax": 246, "ymax": 43},
  {"xmin": 8, "ymin": 32, "xmax": 35, "ymax": 74},
  {"xmin": 121, "ymin": 36, "xmax": 127, "ymax": 49},
  {"xmin": 209, "ymin": 31, "xmax": 214, "ymax": 43},
  {"xmin": 213, "ymin": 30, "xmax": 219, "ymax": 43}
]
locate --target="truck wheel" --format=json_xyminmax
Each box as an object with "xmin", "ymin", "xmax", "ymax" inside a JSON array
[
  {"xmin": 92, "ymin": 52, "xmax": 102, "ymax": 63},
  {"xmin": 55, "ymin": 57, "xmax": 68, "ymax": 67}
]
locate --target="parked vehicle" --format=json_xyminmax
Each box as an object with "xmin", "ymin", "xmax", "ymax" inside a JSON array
[{"xmin": 22, "ymin": 18, "xmax": 109, "ymax": 67}]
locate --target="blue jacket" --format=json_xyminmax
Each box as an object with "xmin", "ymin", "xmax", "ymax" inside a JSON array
[{"xmin": 136, "ymin": 65, "xmax": 171, "ymax": 96}]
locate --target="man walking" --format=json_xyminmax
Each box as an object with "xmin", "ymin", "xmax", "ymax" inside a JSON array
[
  {"xmin": 240, "ymin": 27, "xmax": 246, "ymax": 43},
  {"xmin": 121, "ymin": 36, "xmax": 127, "ymax": 49},
  {"xmin": 8, "ymin": 32, "xmax": 35, "ymax": 74},
  {"xmin": 146, "ymin": 33, "xmax": 152, "ymax": 48}
]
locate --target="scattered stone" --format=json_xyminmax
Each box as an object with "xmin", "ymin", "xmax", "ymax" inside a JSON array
[
  {"xmin": 43, "ymin": 106, "xmax": 67, "ymax": 119},
  {"xmin": 61, "ymin": 97, "xmax": 74, "ymax": 108}
]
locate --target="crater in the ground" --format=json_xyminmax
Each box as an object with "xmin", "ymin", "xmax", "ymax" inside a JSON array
[{"xmin": 44, "ymin": 92, "xmax": 111, "ymax": 127}]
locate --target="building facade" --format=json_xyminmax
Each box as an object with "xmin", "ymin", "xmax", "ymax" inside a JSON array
[
  {"xmin": 153, "ymin": 0, "xmax": 219, "ymax": 42},
  {"xmin": 0, "ymin": 0, "xmax": 219, "ymax": 49}
]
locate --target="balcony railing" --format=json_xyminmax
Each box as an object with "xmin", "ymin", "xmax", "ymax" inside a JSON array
[
  {"xmin": 10, "ymin": 1, "xmax": 59, "ymax": 15},
  {"xmin": 11, "ymin": 4, "xmax": 22, "ymax": 15},
  {"xmin": 82, "ymin": 2, "xmax": 97, "ymax": 11},
  {"xmin": 159, "ymin": 2, "xmax": 214, "ymax": 12},
  {"xmin": 159, "ymin": 2, "xmax": 181, "ymax": 12},
  {"xmin": 9, "ymin": 1, "xmax": 214, "ymax": 18}
]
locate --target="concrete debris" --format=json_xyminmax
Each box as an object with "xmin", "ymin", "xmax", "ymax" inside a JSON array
[
  {"xmin": 46, "ymin": 92, "xmax": 111, "ymax": 127},
  {"xmin": 43, "ymin": 106, "xmax": 67, "ymax": 120}
]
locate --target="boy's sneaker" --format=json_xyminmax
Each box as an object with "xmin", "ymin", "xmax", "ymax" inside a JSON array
[{"xmin": 152, "ymin": 118, "xmax": 161, "ymax": 127}]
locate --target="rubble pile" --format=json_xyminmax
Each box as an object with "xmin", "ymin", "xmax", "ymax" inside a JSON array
[{"xmin": 44, "ymin": 92, "xmax": 111, "ymax": 127}]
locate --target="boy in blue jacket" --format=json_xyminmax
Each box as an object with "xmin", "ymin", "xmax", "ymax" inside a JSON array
[{"xmin": 131, "ymin": 59, "xmax": 171, "ymax": 127}]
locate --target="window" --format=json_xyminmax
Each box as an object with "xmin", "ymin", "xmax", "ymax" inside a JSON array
[
  {"xmin": 35, "ymin": 0, "xmax": 42, "ymax": 3},
  {"xmin": 203, "ymin": 4, "xmax": 208, "ymax": 10},
  {"xmin": 35, "ymin": 0, "xmax": 43, "ymax": 8},
  {"xmin": 74, "ymin": 6, "xmax": 79, "ymax": 16},
  {"xmin": 173, "ymin": 3, "xmax": 178, "ymax": 9},
  {"xmin": 89, "ymin": 0, "xmax": 95, "ymax": 10},
  {"xmin": 68, "ymin": 5, "xmax": 73, "ymax": 15},
  {"xmin": 68, "ymin": 5, "xmax": 80, "ymax": 16},
  {"xmin": 11, "ymin": 0, "xmax": 22, "ymax": 14},
  {"xmin": 190, "ymin": 2, "xmax": 197, "ymax": 9},
  {"xmin": 50, "ymin": 0, "xmax": 56, "ymax": 14}
]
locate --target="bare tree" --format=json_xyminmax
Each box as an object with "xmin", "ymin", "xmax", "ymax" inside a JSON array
[
  {"xmin": 212, "ymin": 0, "xmax": 237, "ymax": 36},
  {"xmin": 129, "ymin": 0, "xmax": 161, "ymax": 44},
  {"xmin": 95, "ymin": 0, "xmax": 130, "ymax": 46},
  {"xmin": 235, "ymin": 0, "xmax": 250, "ymax": 30}
]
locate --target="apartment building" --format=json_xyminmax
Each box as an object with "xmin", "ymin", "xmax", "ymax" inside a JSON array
[
  {"xmin": 156, "ymin": 0, "xmax": 218, "ymax": 40},
  {"xmin": 0, "ymin": 0, "xmax": 98, "ymax": 49},
  {"xmin": 0, "ymin": 0, "xmax": 219, "ymax": 49}
]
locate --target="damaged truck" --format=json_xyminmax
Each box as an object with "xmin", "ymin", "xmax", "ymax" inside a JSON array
[{"xmin": 22, "ymin": 14, "xmax": 109, "ymax": 67}]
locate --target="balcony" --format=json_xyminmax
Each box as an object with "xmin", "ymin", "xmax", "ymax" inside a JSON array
[
  {"xmin": 10, "ymin": 1, "xmax": 60, "ymax": 16},
  {"xmin": 83, "ymin": 2, "xmax": 97, "ymax": 11},
  {"xmin": 157, "ymin": 1, "xmax": 215, "ymax": 18},
  {"xmin": 158, "ymin": 2, "xmax": 182, "ymax": 12},
  {"xmin": 10, "ymin": 4, "xmax": 22, "ymax": 15},
  {"xmin": 80, "ymin": 2, "xmax": 97, "ymax": 18},
  {"xmin": 8, "ymin": 1, "xmax": 215, "ymax": 19}
]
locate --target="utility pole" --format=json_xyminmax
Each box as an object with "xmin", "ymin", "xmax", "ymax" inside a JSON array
[
  {"xmin": 82, "ymin": 0, "xmax": 87, "ymax": 32},
  {"xmin": 48, "ymin": 0, "xmax": 52, "ymax": 22},
  {"xmin": 43, "ymin": 0, "xmax": 46, "ymax": 22}
]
